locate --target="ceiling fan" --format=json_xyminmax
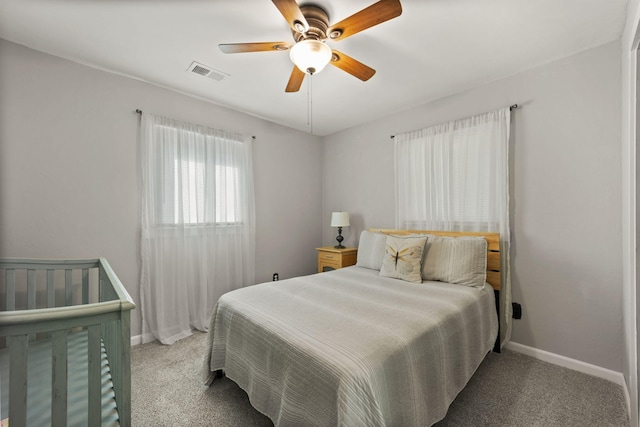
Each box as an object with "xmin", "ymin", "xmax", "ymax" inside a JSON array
[{"xmin": 219, "ymin": 0, "xmax": 402, "ymax": 92}]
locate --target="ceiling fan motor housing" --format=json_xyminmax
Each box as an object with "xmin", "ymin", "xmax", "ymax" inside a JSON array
[{"xmin": 293, "ymin": 5, "xmax": 330, "ymax": 42}]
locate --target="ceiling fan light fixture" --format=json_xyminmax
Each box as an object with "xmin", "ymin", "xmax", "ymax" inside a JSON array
[{"xmin": 289, "ymin": 39, "xmax": 332, "ymax": 75}]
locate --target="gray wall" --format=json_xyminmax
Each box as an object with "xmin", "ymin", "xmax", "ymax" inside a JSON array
[
  {"xmin": 0, "ymin": 39, "xmax": 323, "ymax": 337},
  {"xmin": 322, "ymin": 41, "xmax": 623, "ymax": 372}
]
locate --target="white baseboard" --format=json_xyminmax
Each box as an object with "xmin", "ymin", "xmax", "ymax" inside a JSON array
[
  {"xmin": 131, "ymin": 331, "xmax": 157, "ymax": 346},
  {"xmin": 131, "ymin": 334, "xmax": 143, "ymax": 346},
  {"xmin": 505, "ymin": 341, "xmax": 628, "ymax": 390},
  {"xmin": 505, "ymin": 341, "xmax": 632, "ymax": 422}
]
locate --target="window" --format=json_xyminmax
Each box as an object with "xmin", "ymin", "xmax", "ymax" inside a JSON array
[
  {"xmin": 145, "ymin": 121, "xmax": 251, "ymax": 227},
  {"xmin": 395, "ymin": 108, "xmax": 509, "ymax": 232}
]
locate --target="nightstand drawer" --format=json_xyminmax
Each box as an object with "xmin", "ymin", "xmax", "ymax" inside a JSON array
[{"xmin": 318, "ymin": 252, "xmax": 340, "ymax": 262}]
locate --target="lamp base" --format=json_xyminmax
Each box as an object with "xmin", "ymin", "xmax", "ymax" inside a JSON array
[{"xmin": 334, "ymin": 227, "xmax": 345, "ymax": 249}]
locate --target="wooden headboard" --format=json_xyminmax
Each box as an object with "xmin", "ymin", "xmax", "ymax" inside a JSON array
[{"xmin": 368, "ymin": 229, "xmax": 501, "ymax": 291}]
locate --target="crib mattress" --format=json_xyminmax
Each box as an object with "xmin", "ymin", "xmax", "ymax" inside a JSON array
[{"xmin": 0, "ymin": 330, "xmax": 120, "ymax": 426}]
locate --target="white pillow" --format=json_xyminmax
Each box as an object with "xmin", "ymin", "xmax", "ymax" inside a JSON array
[
  {"xmin": 356, "ymin": 230, "xmax": 388, "ymax": 270},
  {"xmin": 379, "ymin": 235, "xmax": 428, "ymax": 283},
  {"xmin": 422, "ymin": 236, "xmax": 487, "ymax": 287}
]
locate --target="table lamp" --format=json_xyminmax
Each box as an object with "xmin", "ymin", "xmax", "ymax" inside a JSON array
[{"xmin": 330, "ymin": 212, "xmax": 350, "ymax": 249}]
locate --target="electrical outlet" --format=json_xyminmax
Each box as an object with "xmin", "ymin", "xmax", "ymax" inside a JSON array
[
  {"xmin": 273, "ymin": 273, "xmax": 279, "ymax": 281},
  {"xmin": 512, "ymin": 302, "xmax": 522, "ymax": 319}
]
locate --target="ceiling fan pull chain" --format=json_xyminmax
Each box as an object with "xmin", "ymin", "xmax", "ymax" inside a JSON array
[
  {"xmin": 307, "ymin": 72, "xmax": 311, "ymax": 132},
  {"xmin": 308, "ymin": 74, "xmax": 313, "ymax": 134}
]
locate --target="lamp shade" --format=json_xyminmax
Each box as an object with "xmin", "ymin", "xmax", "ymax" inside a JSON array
[
  {"xmin": 330, "ymin": 212, "xmax": 350, "ymax": 227},
  {"xmin": 289, "ymin": 39, "xmax": 332, "ymax": 75}
]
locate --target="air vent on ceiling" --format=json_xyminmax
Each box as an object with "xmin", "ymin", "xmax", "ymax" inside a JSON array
[{"xmin": 187, "ymin": 61, "xmax": 229, "ymax": 81}]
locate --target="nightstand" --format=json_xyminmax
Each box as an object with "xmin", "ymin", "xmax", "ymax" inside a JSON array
[{"xmin": 315, "ymin": 247, "xmax": 358, "ymax": 273}]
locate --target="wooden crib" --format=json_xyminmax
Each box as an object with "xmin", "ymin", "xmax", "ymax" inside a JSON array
[{"xmin": 0, "ymin": 258, "xmax": 135, "ymax": 427}]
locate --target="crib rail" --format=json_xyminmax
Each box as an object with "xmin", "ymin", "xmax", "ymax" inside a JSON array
[{"xmin": 0, "ymin": 258, "xmax": 135, "ymax": 427}]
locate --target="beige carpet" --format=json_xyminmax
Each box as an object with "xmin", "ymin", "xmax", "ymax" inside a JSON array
[{"xmin": 131, "ymin": 331, "xmax": 629, "ymax": 426}]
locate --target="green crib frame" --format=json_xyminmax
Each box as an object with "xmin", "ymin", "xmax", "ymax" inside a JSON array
[{"xmin": 0, "ymin": 258, "xmax": 135, "ymax": 427}]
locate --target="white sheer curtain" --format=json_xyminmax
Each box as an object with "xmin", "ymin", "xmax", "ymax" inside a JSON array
[
  {"xmin": 140, "ymin": 113, "xmax": 255, "ymax": 344},
  {"xmin": 394, "ymin": 107, "xmax": 511, "ymax": 346}
]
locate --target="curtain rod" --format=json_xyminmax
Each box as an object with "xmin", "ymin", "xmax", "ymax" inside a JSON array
[
  {"xmin": 389, "ymin": 104, "xmax": 519, "ymax": 139},
  {"xmin": 135, "ymin": 109, "xmax": 255, "ymax": 139}
]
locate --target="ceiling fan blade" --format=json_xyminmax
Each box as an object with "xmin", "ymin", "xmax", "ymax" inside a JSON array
[
  {"xmin": 285, "ymin": 66, "xmax": 305, "ymax": 92},
  {"xmin": 272, "ymin": 0, "xmax": 309, "ymax": 33},
  {"xmin": 219, "ymin": 42, "xmax": 291, "ymax": 54},
  {"xmin": 327, "ymin": 0, "xmax": 402, "ymax": 41},
  {"xmin": 330, "ymin": 50, "xmax": 376, "ymax": 81}
]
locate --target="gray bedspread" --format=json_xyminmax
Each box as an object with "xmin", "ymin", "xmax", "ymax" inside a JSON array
[{"xmin": 203, "ymin": 266, "xmax": 498, "ymax": 427}]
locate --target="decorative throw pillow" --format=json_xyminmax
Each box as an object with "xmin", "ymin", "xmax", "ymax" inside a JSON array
[
  {"xmin": 379, "ymin": 235, "xmax": 428, "ymax": 283},
  {"xmin": 356, "ymin": 230, "xmax": 388, "ymax": 271},
  {"xmin": 422, "ymin": 236, "xmax": 487, "ymax": 287}
]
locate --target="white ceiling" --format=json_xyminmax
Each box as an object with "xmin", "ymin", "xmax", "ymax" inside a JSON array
[{"xmin": 0, "ymin": 0, "xmax": 629, "ymax": 136}]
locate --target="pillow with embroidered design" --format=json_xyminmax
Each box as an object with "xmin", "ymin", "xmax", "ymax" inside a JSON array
[{"xmin": 379, "ymin": 235, "xmax": 428, "ymax": 283}]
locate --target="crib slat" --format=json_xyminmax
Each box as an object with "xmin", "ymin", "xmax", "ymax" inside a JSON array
[
  {"xmin": 47, "ymin": 269, "xmax": 55, "ymax": 308},
  {"xmin": 51, "ymin": 330, "xmax": 68, "ymax": 426},
  {"xmin": 120, "ymin": 310, "xmax": 133, "ymax": 426},
  {"xmin": 27, "ymin": 269, "xmax": 36, "ymax": 309},
  {"xmin": 6, "ymin": 269, "xmax": 15, "ymax": 310},
  {"xmin": 65, "ymin": 269, "xmax": 72, "ymax": 306},
  {"xmin": 8, "ymin": 334, "xmax": 28, "ymax": 426},
  {"xmin": 82, "ymin": 268, "xmax": 89, "ymax": 304},
  {"xmin": 99, "ymin": 267, "xmax": 105, "ymax": 301},
  {"xmin": 88, "ymin": 325, "xmax": 102, "ymax": 425},
  {"xmin": 27, "ymin": 269, "xmax": 38, "ymax": 341}
]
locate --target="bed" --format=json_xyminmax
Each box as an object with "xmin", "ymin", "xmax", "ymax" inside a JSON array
[
  {"xmin": 0, "ymin": 258, "xmax": 135, "ymax": 427},
  {"xmin": 203, "ymin": 230, "xmax": 501, "ymax": 426}
]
